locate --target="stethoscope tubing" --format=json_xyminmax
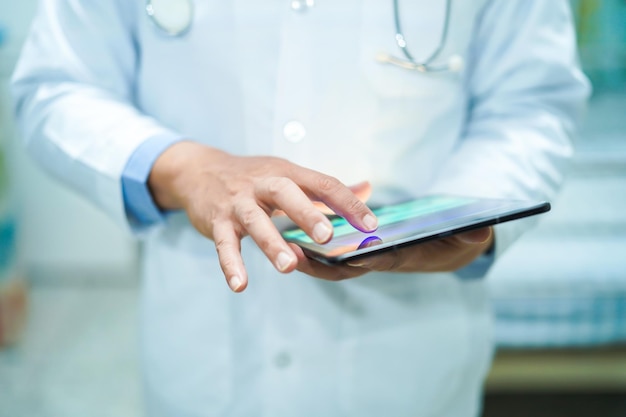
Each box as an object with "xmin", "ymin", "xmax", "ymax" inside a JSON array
[
  {"xmin": 146, "ymin": 0, "xmax": 460, "ymax": 72},
  {"xmin": 392, "ymin": 0, "xmax": 452, "ymax": 68}
]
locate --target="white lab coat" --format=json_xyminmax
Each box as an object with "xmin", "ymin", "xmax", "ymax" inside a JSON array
[{"xmin": 12, "ymin": 1, "xmax": 588, "ymax": 416}]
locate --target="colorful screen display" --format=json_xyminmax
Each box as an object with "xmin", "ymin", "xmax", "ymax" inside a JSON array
[{"xmin": 281, "ymin": 195, "xmax": 549, "ymax": 262}]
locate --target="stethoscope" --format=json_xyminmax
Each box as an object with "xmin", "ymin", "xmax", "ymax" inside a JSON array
[
  {"xmin": 146, "ymin": 0, "xmax": 463, "ymax": 73},
  {"xmin": 376, "ymin": 0, "xmax": 464, "ymax": 72}
]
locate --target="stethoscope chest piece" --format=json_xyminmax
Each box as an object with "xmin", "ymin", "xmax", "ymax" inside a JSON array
[{"xmin": 146, "ymin": 0, "xmax": 193, "ymax": 36}]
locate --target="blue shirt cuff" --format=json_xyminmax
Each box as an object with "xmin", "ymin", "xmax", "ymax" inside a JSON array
[
  {"xmin": 455, "ymin": 244, "xmax": 496, "ymax": 280},
  {"xmin": 121, "ymin": 134, "xmax": 184, "ymax": 227}
]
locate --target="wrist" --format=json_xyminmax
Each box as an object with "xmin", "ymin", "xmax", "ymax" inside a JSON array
[{"xmin": 148, "ymin": 140, "xmax": 226, "ymax": 211}]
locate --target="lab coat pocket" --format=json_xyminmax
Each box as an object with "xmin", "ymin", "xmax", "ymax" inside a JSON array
[{"xmin": 359, "ymin": 0, "xmax": 466, "ymax": 99}]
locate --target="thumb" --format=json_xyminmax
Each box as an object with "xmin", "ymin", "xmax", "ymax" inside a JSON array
[{"xmin": 456, "ymin": 227, "xmax": 493, "ymax": 244}]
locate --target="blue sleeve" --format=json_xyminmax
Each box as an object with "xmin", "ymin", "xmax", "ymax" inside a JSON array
[
  {"xmin": 121, "ymin": 134, "xmax": 184, "ymax": 228},
  {"xmin": 455, "ymin": 244, "xmax": 495, "ymax": 280}
]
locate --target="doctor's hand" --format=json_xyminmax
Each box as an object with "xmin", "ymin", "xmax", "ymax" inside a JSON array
[
  {"xmin": 148, "ymin": 141, "xmax": 378, "ymax": 292},
  {"xmin": 291, "ymin": 227, "xmax": 493, "ymax": 280}
]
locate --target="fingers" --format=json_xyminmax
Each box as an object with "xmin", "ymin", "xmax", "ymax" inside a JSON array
[
  {"xmin": 212, "ymin": 222, "xmax": 248, "ymax": 292},
  {"xmin": 289, "ymin": 243, "xmax": 368, "ymax": 281},
  {"xmin": 234, "ymin": 199, "xmax": 299, "ymax": 274},
  {"xmin": 293, "ymin": 171, "xmax": 378, "ymax": 233},
  {"xmin": 252, "ymin": 175, "xmax": 377, "ymax": 279},
  {"xmin": 256, "ymin": 177, "xmax": 334, "ymax": 244},
  {"xmin": 346, "ymin": 250, "xmax": 407, "ymax": 271},
  {"xmin": 347, "ymin": 227, "xmax": 494, "ymax": 273},
  {"xmin": 191, "ymin": 150, "xmax": 379, "ymax": 287},
  {"xmin": 216, "ymin": 174, "xmax": 371, "ymax": 285},
  {"xmin": 455, "ymin": 227, "xmax": 493, "ymax": 244},
  {"xmin": 273, "ymin": 181, "xmax": 372, "ymax": 217}
]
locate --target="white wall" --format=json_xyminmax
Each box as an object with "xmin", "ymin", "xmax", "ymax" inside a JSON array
[{"xmin": 0, "ymin": 0, "xmax": 138, "ymax": 282}]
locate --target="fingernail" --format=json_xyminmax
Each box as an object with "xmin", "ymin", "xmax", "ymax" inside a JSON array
[
  {"xmin": 458, "ymin": 229, "xmax": 492, "ymax": 244},
  {"xmin": 276, "ymin": 251, "xmax": 295, "ymax": 272},
  {"xmin": 458, "ymin": 236, "xmax": 481, "ymax": 244},
  {"xmin": 312, "ymin": 222, "xmax": 332, "ymax": 243},
  {"xmin": 363, "ymin": 214, "xmax": 378, "ymax": 231},
  {"xmin": 229, "ymin": 275, "xmax": 244, "ymax": 292},
  {"xmin": 347, "ymin": 260, "xmax": 368, "ymax": 268}
]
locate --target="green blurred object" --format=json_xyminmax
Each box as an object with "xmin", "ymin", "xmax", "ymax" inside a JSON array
[
  {"xmin": 0, "ymin": 20, "xmax": 25, "ymax": 349},
  {"xmin": 571, "ymin": 0, "xmax": 626, "ymax": 91},
  {"xmin": 0, "ymin": 93, "xmax": 16, "ymax": 282},
  {"xmin": 0, "ymin": 26, "xmax": 16, "ymax": 282}
]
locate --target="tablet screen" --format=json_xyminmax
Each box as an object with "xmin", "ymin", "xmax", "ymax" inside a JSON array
[{"xmin": 281, "ymin": 195, "xmax": 549, "ymax": 262}]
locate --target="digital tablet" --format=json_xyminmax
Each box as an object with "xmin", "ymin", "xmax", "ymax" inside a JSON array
[{"xmin": 281, "ymin": 195, "xmax": 550, "ymax": 265}]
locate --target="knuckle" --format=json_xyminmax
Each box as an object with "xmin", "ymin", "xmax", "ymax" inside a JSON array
[
  {"xmin": 266, "ymin": 177, "xmax": 292, "ymax": 199},
  {"xmin": 316, "ymin": 175, "xmax": 341, "ymax": 194},
  {"xmin": 345, "ymin": 197, "xmax": 366, "ymax": 213},
  {"xmin": 214, "ymin": 240, "xmax": 239, "ymax": 271},
  {"xmin": 214, "ymin": 236, "xmax": 234, "ymax": 255},
  {"xmin": 237, "ymin": 207, "xmax": 264, "ymax": 228},
  {"xmin": 256, "ymin": 157, "xmax": 288, "ymax": 177}
]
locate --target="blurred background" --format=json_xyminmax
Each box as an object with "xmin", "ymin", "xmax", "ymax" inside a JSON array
[{"xmin": 0, "ymin": 1, "xmax": 624, "ymax": 416}]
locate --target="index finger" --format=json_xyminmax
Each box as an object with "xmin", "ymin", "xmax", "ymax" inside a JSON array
[
  {"xmin": 294, "ymin": 171, "xmax": 378, "ymax": 233},
  {"xmin": 272, "ymin": 180, "xmax": 372, "ymax": 217}
]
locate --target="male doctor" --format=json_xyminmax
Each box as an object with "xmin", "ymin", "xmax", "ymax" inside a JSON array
[{"xmin": 12, "ymin": 0, "xmax": 588, "ymax": 416}]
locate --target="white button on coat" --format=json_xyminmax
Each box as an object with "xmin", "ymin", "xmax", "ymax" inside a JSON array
[
  {"xmin": 290, "ymin": 0, "xmax": 315, "ymax": 12},
  {"xmin": 282, "ymin": 120, "xmax": 306, "ymax": 143}
]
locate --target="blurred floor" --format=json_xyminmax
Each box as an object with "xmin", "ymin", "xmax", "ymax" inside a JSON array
[
  {"xmin": 3, "ymin": 286, "xmax": 624, "ymax": 417},
  {"xmin": 482, "ymin": 392, "xmax": 626, "ymax": 417}
]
